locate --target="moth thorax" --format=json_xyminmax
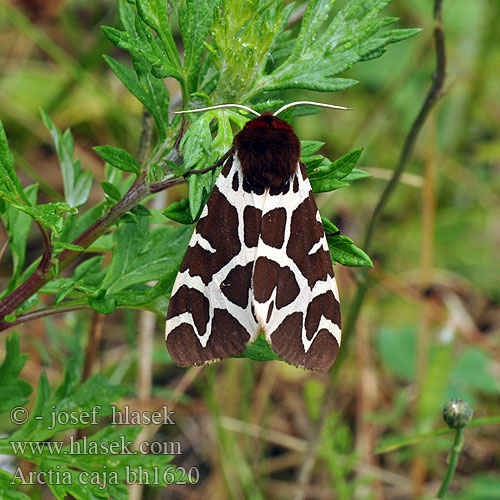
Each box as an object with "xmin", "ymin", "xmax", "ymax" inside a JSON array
[{"xmin": 233, "ymin": 112, "xmax": 301, "ymax": 189}]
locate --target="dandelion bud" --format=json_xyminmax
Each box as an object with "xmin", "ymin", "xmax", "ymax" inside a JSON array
[{"xmin": 442, "ymin": 398, "xmax": 473, "ymax": 429}]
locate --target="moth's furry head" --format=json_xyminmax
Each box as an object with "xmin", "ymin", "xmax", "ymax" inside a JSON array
[{"xmin": 234, "ymin": 112, "xmax": 301, "ymax": 189}]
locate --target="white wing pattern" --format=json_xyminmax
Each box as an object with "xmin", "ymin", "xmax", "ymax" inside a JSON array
[{"xmin": 166, "ymin": 156, "xmax": 341, "ymax": 372}]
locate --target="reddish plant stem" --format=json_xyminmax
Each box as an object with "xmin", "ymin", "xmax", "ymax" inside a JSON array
[
  {"xmin": 0, "ymin": 170, "xmax": 185, "ymax": 328},
  {"xmin": 0, "ymin": 304, "xmax": 87, "ymax": 331},
  {"xmin": 0, "ymin": 237, "xmax": 9, "ymax": 263},
  {"xmin": 82, "ymin": 310, "xmax": 105, "ymax": 381},
  {"xmin": 34, "ymin": 220, "xmax": 52, "ymax": 272}
]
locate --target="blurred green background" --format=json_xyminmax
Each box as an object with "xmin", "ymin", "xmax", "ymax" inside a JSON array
[{"xmin": 0, "ymin": 0, "xmax": 499, "ymax": 499}]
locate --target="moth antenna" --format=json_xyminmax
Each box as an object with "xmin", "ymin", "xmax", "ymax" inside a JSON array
[
  {"xmin": 174, "ymin": 104, "xmax": 260, "ymax": 117},
  {"xmin": 273, "ymin": 101, "xmax": 354, "ymax": 116}
]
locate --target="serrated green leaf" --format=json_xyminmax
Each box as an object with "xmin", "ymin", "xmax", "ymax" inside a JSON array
[
  {"xmin": 134, "ymin": 13, "xmax": 171, "ymax": 73},
  {"xmin": 13, "ymin": 202, "xmax": 77, "ymax": 236},
  {"xmin": 118, "ymin": 0, "xmax": 136, "ymax": 33},
  {"xmin": 258, "ymin": 0, "xmax": 419, "ymax": 96},
  {"xmin": 135, "ymin": 0, "xmax": 182, "ymax": 74},
  {"xmin": 40, "ymin": 110, "xmax": 92, "ymax": 208},
  {"xmin": 242, "ymin": 333, "xmax": 281, "ymax": 362},
  {"xmin": 163, "ymin": 197, "xmax": 194, "ymax": 224},
  {"xmin": 103, "ymin": 55, "xmax": 144, "ymax": 99},
  {"xmin": 135, "ymin": 0, "xmax": 168, "ymax": 34},
  {"xmin": 181, "ymin": 114, "xmax": 213, "ymax": 171},
  {"xmin": 102, "ymin": 25, "xmax": 139, "ymax": 51},
  {"xmin": 288, "ymin": 0, "xmax": 336, "ymax": 62},
  {"xmin": 189, "ymin": 171, "xmax": 211, "ymax": 220},
  {"xmin": 0, "ymin": 334, "xmax": 32, "ymax": 415},
  {"xmin": 308, "ymin": 148, "xmax": 363, "ymax": 180},
  {"xmin": 104, "ymin": 55, "xmax": 170, "ymax": 140},
  {"xmin": 301, "ymin": 140, "xmax": 325, "ymax": 158},
  {"xmin": 94, "ymin": 145, "xmax": 141, "ymax": 175},
  {"xmin": 180, "ymin": 114, "xmax": 214, "ymax": 218},
  {"xmin": 99, "ymin": 215, "xmax": 150, "ymax": 291},
  {"xmin": 267, "ymin": 2, "xmax": 295, "ymax": 65},
  {"xmin": 101, "ymin": 181, "xmax": 122, "ymax": 201},
  {"xmin": 308, "ymin": 148, "xmax": 363, "ymax": 193},
  {"xmin": 104, "ymin": 224, "xmax": 193, "ymax": 295},
  {"xmin": 179, "ymin": 0, "xmax": 218, "ymax": 92},
  {"xmin": 102, "ymin": 25, "xmax": 179, "ymax": 80},
  {"xmin": 130, "ymin": 204, "xmax": 152, "ymax": 217},
  {"xmin": 321, "ymin": 217, "xmax": 339, "ymax": 235},
  {"xmin": 0, "ymin": 120, "xmax": 30, "ymax": 205},
  {"xmin": 2, "ymin": 184, "xmax": 38, "ymax": 295},
  {"xmin": 327, "ymin": 234, "xmax": 373, "ymax": 268},
  {"xmin": 88, "ymin": 293, "xmax": 117, "ymax": 314},
  {"xmin": 268, "ymin": 75, "xmax": 358, "ymax": 93},
  {"xmin": 133, "ymin": 57, "xmax": 171, "ymax": 139},
  {"xmin": 323, "ymin": 215, "xmax": 372, "ymax": 267},
  {"xmin": 310, "ymin": 178, "xmax": 350, "ymax": 193},
  {"xmin": 343, "ymin": 167, "xmax": 370, "ymax": 182}
]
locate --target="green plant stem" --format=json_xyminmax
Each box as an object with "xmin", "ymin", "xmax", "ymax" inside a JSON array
[{"xmin": 437, "ymin": 428, "xmax": 465, "ymax": 498}]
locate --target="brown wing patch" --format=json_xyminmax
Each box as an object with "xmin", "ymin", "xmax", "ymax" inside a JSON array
[
  {"xmin": 184, "ymin": 186, "xmax": 240, "ymax": 285},
  {"xmin": 275, "ymin": 266, "xmax": 300, "ymax": 309},
  {"xmin": 166, "ymin": 309, "xmax": 250, "ymax": 367},
  {"xmin": 221, "ymin": 263, "xmax": 253, "ymax": 308},
  {"xmin": 272, "ymin": 322, "xmax": 339, "ymax": 372},
  {"xmin": 243, "ymin": 206, "xmax": 262, "ymax": 248},
  {"xmin": 261, "ymin": 208, "xmax": 287, "ymax": 249},
  {"xmin": 305, "ymin": 291, "xmax": 340, "ymax": 340},
  {"xmin": 286, "ymin": 192, "xmax": 334, "ymax": 287},
  {"xmin": 167, "ymin": 285, "xmax": 209, "ymax": 336},
  {"xmin": 232, "ymin": 171, "xmax": 239, "ymax": 191},
  {"xmin": 220, "ymin": 155, "xmax": 234, "ymax": 177},
  {"xmin": 253, "ymin": 257, "xmax": 279, "ymax": 303}
]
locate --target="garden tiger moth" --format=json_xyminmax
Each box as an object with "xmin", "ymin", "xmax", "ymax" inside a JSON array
[{"xmin": 165, "ymin": 102, "xmax": 350, "ymax": 372}]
